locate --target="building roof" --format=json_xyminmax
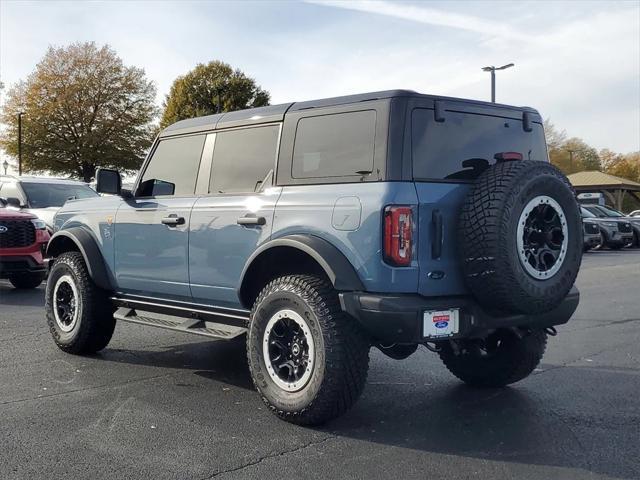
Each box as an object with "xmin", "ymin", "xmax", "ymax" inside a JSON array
[{"xmin": 568, "ymin": 171, "xmax": 640, "ymax": 191}]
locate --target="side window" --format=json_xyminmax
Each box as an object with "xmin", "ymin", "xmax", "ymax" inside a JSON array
[
  {"xmin": 138, "ymin": 134, "xmax": 206, "ymax": 197},
  {"xmin": 209, "ymin": 125, "xmax": 279, "ymax": 194},
  {"xmin": 292, "ymin": 110, "xmax": 376, "ymax": 179}
]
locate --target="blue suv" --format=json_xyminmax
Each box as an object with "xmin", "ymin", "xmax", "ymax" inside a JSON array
[{"xmin": 45, "ymin": 90, "xmax": 582, "ymax": 425}]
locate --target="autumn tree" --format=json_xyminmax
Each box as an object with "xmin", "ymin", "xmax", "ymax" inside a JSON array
[
  {"xmin": 160, "ymin": 61, "xmax": 270, "ymax": 128},
  {"xmin": 544, "ymin": 120, "xmax": 601, "ymax": 174},
  {"xmin": 0, "ymin": 42, "xmax": 157, "ymax": 182}
]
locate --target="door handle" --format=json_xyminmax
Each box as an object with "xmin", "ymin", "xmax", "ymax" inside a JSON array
[
  {"xmin": 161, "ymin": 215, "xmax": 185, "ymax": 227},
  {"xmin": 237, "ymin": 215, "xmax": 266, "ymax": 226}
]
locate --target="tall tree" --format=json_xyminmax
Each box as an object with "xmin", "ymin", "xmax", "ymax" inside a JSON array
[
  {"xmin": 0, "ymin": 42, "xmax": 157, "ymax": 182},
  {"xmin": 160, "ymin": 61, "xmax": 270, "ymax": 128}
]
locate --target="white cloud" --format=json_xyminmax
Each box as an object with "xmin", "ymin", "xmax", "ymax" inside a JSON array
[{"xmin": 1, "ymin": 0, "xmax": 638, "ymax": 153}]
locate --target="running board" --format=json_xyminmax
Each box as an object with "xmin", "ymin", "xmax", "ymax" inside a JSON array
[{"xmin": 113, "ymin": 307, "xmax": 247, "ymax": 340}]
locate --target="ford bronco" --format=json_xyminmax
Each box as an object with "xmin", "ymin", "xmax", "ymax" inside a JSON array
[{"xmin": 45, "ymin": 90, "xmax": 582, "ymax": 425}]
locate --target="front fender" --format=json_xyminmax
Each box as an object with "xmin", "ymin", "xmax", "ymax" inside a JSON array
[{"xmin": 47, "ymin": 227, "xmax": 114, "ymax": 290}]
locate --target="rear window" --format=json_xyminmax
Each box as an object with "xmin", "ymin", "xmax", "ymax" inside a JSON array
[
  {"xmin": 292, "ymin": 110, "xmax": 376, "ymax": 179},
  {"xmin": 412, "ymin": 109, "xmax": 547, "ymax": 181}
]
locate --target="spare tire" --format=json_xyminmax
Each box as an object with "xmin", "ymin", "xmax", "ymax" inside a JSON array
[{"xmin": 459, "ymin": 160, "xmax": 582, "ymax": 315}]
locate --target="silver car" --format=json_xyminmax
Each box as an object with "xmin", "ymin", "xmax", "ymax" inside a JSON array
[{"xmin": 0, "ymin": 175, "xmax": 99, "ymax": 232}]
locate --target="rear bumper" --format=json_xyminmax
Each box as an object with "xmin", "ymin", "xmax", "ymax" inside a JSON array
[
  {"xmin": 0, "ymin": 255, "xmax": 47, "ymax": 277},
  {"xmin": 340, "ymin": 286, "xmax": 580, "ymax": 343}
]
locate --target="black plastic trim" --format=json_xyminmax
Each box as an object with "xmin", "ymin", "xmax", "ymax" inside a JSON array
[
  {"xmin": 340, "ymin": 286, "xmax": 580, "ymax": 343},
  {"xmin": 46, "ymin": 227, "xmax": 114, "ymax": 290},
  {"xmin": 238, "ymin": 234, "xmax": 364, "ymax": 307}
]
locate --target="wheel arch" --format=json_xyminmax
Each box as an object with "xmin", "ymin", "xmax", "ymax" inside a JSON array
[
  {"xmin": 46, "ymin": 227, "xmax": 114, "ymax": 290},
  {"xmin": 238, "ymin": 234, "xmax": 364, "ymax": 309}
]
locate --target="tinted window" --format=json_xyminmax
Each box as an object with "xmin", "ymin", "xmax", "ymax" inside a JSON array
[
  {"xmin": 584, "ymin": 206, "xmax": 606, "ymax": 218},
  {"xmin": 210, "ymin": 126, "xmax": 279, "ymax": 193},
  {"xmin": 139, "ymin": 135, "xmax": 205, "ymax": 197},
  {"xmin": 21, "ymin": 182, "xmax": 98, "ymax": 208},
  {"xmin": 581, "ymin": 207, "xmax": 596, "ymax": 218},
  {"xmin": 292, "ymin": 110, "xmax": 376, "ymax": 179},
  {"xmin": 412, "ymin": 109, "xmax": 548, "ymax": 181}
]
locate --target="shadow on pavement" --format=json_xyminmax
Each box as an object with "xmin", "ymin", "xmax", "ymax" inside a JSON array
[
  {"xmin": 101, "ymin": 336, "xmax": 253, "ymax": 391},
  {"xmin": 97, "ymin": 333, "xmax": 638, "ymax": 479},
  {"xmin": 325, "ymin": 367, "xmax": 638, "ymax": 480},
  {"xmin": 0, "ymin": 283, "xmax": 45, "ymax": 307}
]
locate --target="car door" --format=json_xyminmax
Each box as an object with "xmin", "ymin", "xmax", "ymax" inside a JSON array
[
  {"xmin": 189, "ymin": 124, "xmax": 281, "ymax": 308},
  {"xmin": 114, "ymin": 133, "xmax": 207, "ymax": 300}
]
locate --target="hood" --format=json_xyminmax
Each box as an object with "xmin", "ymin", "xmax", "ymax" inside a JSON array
[
  {"xmin": 24, "ymin": 207, "xmax": 59, "ymax": 229},
  {"xmin": 0, "ymin": 207, "xmax": 36, "ymax": 220}
]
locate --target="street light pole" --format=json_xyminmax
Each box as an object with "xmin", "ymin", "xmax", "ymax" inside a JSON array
[
  {"xmin": 17, "ymin": 112, "xmax": 24, "ymax": 176},
  {"xmin": 481, "ymin": 63, "xmax": 514, "ymax": 103}
]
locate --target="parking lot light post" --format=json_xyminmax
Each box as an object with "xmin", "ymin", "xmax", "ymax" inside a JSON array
[
  {"xmin": 18, "ymin": 112, "xmax": 24, "ymax": 176},
  {"xmin": 481, "ymin": 63, "xmax": 514, "ymax": 102}
]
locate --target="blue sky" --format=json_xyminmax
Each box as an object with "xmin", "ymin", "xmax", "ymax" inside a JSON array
[{"xmin": 1, "ymin": 0, "xmax": 639, "ymax": 153}]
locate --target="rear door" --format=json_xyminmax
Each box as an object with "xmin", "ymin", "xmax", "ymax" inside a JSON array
[
  {"xmin": 188, "ymin": 124, "xmax": 281, "ymax": 308},
  {"xmin": 113, "ymin": 133, "xmax": 206, "ymax": 300},
  {"xmin": 410, "ymin": 101, "xmax": 548, "ymax": 297}
]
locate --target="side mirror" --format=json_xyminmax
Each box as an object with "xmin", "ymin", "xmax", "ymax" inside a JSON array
[
  {"xmin": 5, "ymin": 197, "xmax": 23, "ymax": 208},
  {"xmin": 96, "ymin": 168, "xmax": 122, "ymax": 195}
]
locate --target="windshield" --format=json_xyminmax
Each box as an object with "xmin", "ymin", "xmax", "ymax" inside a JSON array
[
  {"xmin": 597, "ymin": 206, "xmax": 624, "ymax": 217},
  {"xmin": 584, "ymin": 206, "xmax": 606, "ymax": 218},
  {"xmin": 581, "ymin": 207, "xmax": 596, "ymax": 218},
  {"xmin": 21, "ymin": 182, "xmax": 98, "ymax": 208}
]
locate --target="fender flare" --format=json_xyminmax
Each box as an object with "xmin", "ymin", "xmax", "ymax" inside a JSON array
[
  {"xmin": 238, "ymin": 234, "xmax": 364, "ymax": 304},
  {"xmin": 46, "ymin": 227, "xmax": 114, "ymax": 290}
]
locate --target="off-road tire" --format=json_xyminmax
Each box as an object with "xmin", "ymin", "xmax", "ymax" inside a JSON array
[
  {"xmin": 247, "ymin": 275, "xmax": 370, "ymax": 425},
  {"xmin": 460, "ymin": 160, "xmax": 582, "ymax": 315},
  {"xmin": 45, "ymin": 252, "xmax": 116, "ymax": 354},
  {"xmin": 439, "ymin": 329, "xmax": 547, "ymax": 387},
  {"xmin": 9, "ymin": 272, "xmax": 46, "ymax": 289}
]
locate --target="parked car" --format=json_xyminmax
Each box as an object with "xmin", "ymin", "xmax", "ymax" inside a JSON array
[
  {"xmin": 582, "ymin": 205, "xmax": 636, "ymax": 248},
  {"xmin": 630, "ymin": 210, "xmax": 640, "ymax": 217},
  {"xmin": 581, "ymin": 213, "xmax": 602, "ymax": 252},
  {"xmin": 45, "ymin": 90, "xmax": 582, "ymax": 425},
  {"xmin": 588, "ymin": 205, "xmax": 640, "ymax": 247},
  {"xmin": 0, "ymin": 201, "xmax": 50, "ymax": 288},
  {"xmin": 0, "ymin": 175, "xmax": 99, "ymax": 232}
]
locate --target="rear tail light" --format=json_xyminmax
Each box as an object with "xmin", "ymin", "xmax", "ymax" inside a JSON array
[{"xmin": 383, "ymin": 206, "xmax": 413, "ymax": 266}]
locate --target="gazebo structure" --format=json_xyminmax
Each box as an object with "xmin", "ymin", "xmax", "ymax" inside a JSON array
[{"xmin": 568, "ymin": 171, "xmax": 640, "ymax": 211}]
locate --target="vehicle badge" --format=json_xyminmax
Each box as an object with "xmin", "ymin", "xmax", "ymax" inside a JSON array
[{"xmin": 0, "ymin": 225, "xmax": 8, "ymax": 233}]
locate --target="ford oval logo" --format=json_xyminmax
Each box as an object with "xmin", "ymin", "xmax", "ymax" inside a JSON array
[
  {"xmin": 434, "ymin": 321, "xmax": 449, "ymax": 329},
  {"xmin": 0, "ymin": 225, "xmax": 8, "ymax": 233}
]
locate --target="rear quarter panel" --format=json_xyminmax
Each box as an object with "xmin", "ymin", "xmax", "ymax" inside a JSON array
[{"xmin": 272, "ymin": 182, "xmax": 420, "ymax": 293}]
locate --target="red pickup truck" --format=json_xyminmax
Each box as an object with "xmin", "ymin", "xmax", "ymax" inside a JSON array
[{"xmin": 0, "ymin": 203, "xmax": 50, "ymax": 289}]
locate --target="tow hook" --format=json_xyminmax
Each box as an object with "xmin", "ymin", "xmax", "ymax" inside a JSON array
[{"xmin": 423, "ymin": 342, "xmax": 441, "ymax": 353}]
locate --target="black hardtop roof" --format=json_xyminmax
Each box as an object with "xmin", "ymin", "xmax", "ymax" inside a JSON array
[{"xmin": 160, "ymin": 89, "xmax": 540, "ymax": 137}]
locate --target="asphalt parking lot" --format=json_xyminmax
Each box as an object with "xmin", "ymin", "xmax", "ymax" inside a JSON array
[{"xmin": 1, "ymin": 250, "xmax": 639, "ymax": 480}]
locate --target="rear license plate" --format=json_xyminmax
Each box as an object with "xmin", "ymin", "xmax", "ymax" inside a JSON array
[{"xmin": 423, "ymin": 309, "xmax": 459, "ymax": 338}]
